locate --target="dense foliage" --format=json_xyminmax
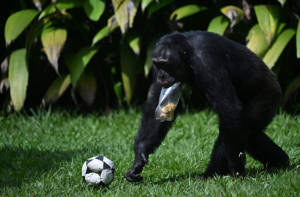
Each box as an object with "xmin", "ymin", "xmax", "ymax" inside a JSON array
[{"xmin": 1, "ymin": 0, "xmax": 300, "ymax": 112}]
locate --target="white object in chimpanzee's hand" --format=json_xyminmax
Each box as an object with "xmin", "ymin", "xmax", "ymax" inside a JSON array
[
  {"xmin": 82, "ymin": 156, "xmax": 115, "ymax": 186},
  {"xmin": 155, "ymin": 82, "xmax": 182, "ymax": 122}
]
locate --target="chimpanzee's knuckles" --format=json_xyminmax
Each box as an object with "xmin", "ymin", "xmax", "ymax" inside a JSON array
[{"xmin": 124, "ymin": 170, "xmax": 143, "ymax": 182}]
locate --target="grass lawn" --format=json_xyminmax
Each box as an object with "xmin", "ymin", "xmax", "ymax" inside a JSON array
[{"xmin": 0, "ymin": 109, "xmax": 299, "ymax": 196}]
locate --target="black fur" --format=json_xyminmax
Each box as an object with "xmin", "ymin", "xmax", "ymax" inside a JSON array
[{"xmin": 125, "ymin": 31, "xmax": 289, "ymax": 182}]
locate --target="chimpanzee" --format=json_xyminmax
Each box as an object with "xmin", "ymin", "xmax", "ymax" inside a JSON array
[{"xmin": 124, "ymin": 31, "xmax": 289, "ymax": 182}]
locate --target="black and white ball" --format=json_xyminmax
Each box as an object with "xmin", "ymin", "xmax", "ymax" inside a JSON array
[{"xmin": 82, "ymin": 156, "xmax": 115, "ymax": 186}]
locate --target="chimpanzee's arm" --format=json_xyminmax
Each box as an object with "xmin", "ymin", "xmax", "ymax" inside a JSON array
[{"xmin": 125, "ymin": 82, "xmax": 175, "ymax": 182}]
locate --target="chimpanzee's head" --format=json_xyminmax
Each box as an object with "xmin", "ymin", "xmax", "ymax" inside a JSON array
[{"xmin": 152, "ymin": 33, "xmax": 191, "ymax": 88}]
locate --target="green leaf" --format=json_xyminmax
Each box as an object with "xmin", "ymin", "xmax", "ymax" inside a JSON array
[
  {"xmin": 39, "ymin": 0, "xmax": 83, "ymax": 19},
  {"xmin": 144, "ymin": 40, "xmax": 156, "ymax": 77},
  {"xmin": 277, "ymin": 23, "xmax": 286, "ymax": 35},
  {"xmin": 297, "ymin": 20, "xmax": 300, "ymax": 58},
  {"xmin": 220, "ymin": 5, "xmax": 244, "ymax": 28},
  {"xmin": 92, "ymin": 26, "xmax": 109, "ymax": 46},
  {"xmin": 263, "ymin": 29, "xmax": 295, "ymax": 68},
  {"xmin": 148, "ymin": 0, "xmax": 174, "ymax": 18},
  {"xmin": 112, "ymin": 0, "xmax": 140, "ymax": 34},
  {"xmin": 141, "ymin": 0, "xmax": 153, "ymax": 12},
  {"xmin": 41, "ymin": 27, "xmax": 67, "ymax": 74},
  {"xmin": 113, "ymin": 81, "xmax": 123, "ymax": 102},
  {"xmin": 170, "ymin": 4, "xmax": 207, "ymax": 20},
  {"xmin": 92, "ymin": 16, "xmax": 120, "ymax": 46},
  {"xmin": 8, "ymin": 49, "xmax": 29, "ymax": 111},
  {"xmin": 120, "ymin": 41, "xmax": 138, "ymax": 105},
  {"xmin": 207, "ymin": 15, "xmax": 230, "ymax": 36},
  {"xmin": 84, "ymin": 0, "xmax": 105, "ymax": 22},
  {"xmin": 5, "ymin": 9, "xmax": 39, "ymax": 45},
  {"xmin": 66, "ymin": 47, "xmax": 98, "ymax": 88},
  {"xmin": 283, "ymin": 76, "xmax": 300, "ymax": 103},
  {"xmin": 43, "ymin": 75, "xmax": 71, "ymax": 104},
  {"xmin": 77, "ymin": 72, "xmax": 97, "ymax": 106},
  {"xmin": 127, "ymin": 33, "xmax": 141, "ymax": 55},
  {"xmin": 107, "ymin": 15, "xmax": 119, "ymax": 31},
  {"xmin": 254, "ymin": 5, "xmax": 280, "ymax": 44},
  {"xmin": 246, "ymin": 24, "xmax": 269, "ymax": 58}
]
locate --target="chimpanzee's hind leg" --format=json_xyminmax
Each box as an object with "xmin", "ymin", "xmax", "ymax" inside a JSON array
[
  {"xmin": 246, "ymin": 132, "xmax": 289, "ymax": 168},
  {"xmin": 194, "ymin": 64, "xmax": 246, "ymax": 178},
  {"xmin": 198, "ymin": 134, "xmax": 230, "ymax": 178},
  {"xmin": 244, "ymin": 87, "xmax": 289, "ymax": 169},
  {"xmin": 125, "ymin": 82, "xmax": 175, "ymax": 182}
]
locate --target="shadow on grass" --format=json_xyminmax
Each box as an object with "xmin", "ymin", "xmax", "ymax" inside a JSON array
[
  {"xmin": 150, "ymin": 172, "xmax": 199, "ymax": 185},
  {"xmin": 1, "ymin": 144, "xmax": 297, "ymax": 188},
  {"xmin": 149, "ymin": 164, "xmax": 298, "ymax": 185},
  {"xmin": 246, "ymin": 163, "xmax": 299, "ymax": 177},
  {"xmin": 0, "ymin": 145, "xmax": 88, "ymax": 188}
]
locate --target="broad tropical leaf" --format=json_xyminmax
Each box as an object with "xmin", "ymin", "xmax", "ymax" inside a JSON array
[
  {"xmin": 144, "ymin": 40, "xmax": 156, "ymax": 77},
  {"xmin": 221, "ymin": 5, "xmax": 243, "ymax": 28},
  {"xmin": 170, "ymin": 4, "xmax": 207, "ymax": 20},
  {"xmin": 92, "ymin": 26, "xmax": 109, "ymax": 46},
  {"xmin": 5, "ymin": 9, "xmax": 39, "ymax": 45},
  {"xmin": 39, "ymin": 0, "xmax": 83, "ymax": 19},
  {"xmin": 43, "ymin": 75, "xmax": 71, "ymax": 104},
  {"xmin": 8, "ymin": 49, "xmax": 29, "ymax": 111},
  {"xmin": 107, "ymin": 15, "xmax": 119, "ymax": 30},
  {"xmin": 92, "ymin": 16, "xmax": 120, "ymax": 46},
  {"xmin": 207, "ymin": 15, "xmax": 229, "ymax": 36},
  {"xmin": 297, "ymin": 20, "xmax": 300, "ymax": 58},
  {"xmin": 41, "ymin": 27, "xmax": 67, "ymax": 74},
  {"xmin": 148, "ymin": 0, "xmax": 174, "ymax": 18},
  {"xmin": 246, "ymin": 24, "xmax": 269, "ymax": 57},
  {"xmin": 277, "ymin": 23, "xmax": 287, "ymax": 35},
  {"xmin": 254, "ymin": 5, "xmax": 280, "ymax": 44},
  {"xmin": 77, "ymin": 72, "xmax": 97, "ymax": 106},
  {"xmin": 263, "ymin": 29, "xmax": 295, "ymax": 68},
  {"xmin": 112, "ymin": 0, "xmax": 140, "ymax": 34},
  {"xmin": 127, "ymin": 33, "xmax": 141, "ymax": 55},
  {"xmin": 66, "ymin": 47, "xmax": 98, "ymax": 87},
  {"xmin": 120, "ymin": 41, "xmax": 138, "ymax": 105},
  {"xmin": 84, "ymin": 0, "xmax": 105, "ymax": 22},
  {"xmin": 113, "ymin": 81, "xmax": 123, "ymax": 103},
  {"xmin": 141, "ymin": 0, "xmax": 153, "ymax": 12}
]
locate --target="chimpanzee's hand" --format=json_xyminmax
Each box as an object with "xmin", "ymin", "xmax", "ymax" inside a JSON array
[
  {"xmin": 125, "ymin": 152, "xmax": 148, "ymax": 182},
  {"xmin": 125, "ymin": 169, "xmax": 143, "ymax": 182}
]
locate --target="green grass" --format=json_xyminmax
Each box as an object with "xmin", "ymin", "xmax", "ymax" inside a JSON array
[{"xmin": 0, "ymin": 109, "xmax": 299, "ymax": 196}]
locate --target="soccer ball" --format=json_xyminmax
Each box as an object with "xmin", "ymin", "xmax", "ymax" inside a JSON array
[{"xmin": 82, "ymin": 156, "xmax": 115, "ymax": 186}]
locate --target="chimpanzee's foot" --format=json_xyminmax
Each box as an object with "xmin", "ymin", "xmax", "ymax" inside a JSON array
[
  {"xmin": 195, "ymin": 172, "xmax": 215, "ymax": 180},
  {"xmin": 196, "ymin": 170, "xmax": 244, "ymax": 180},
  {"xmin": 229, "ymin": 168, "xmax": 246, "ymax": 177}
]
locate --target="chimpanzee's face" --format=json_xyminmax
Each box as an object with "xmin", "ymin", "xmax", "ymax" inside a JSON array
[{"xmin": 152, "ymin": 34, "xmax": 191, "ymax": 88}]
